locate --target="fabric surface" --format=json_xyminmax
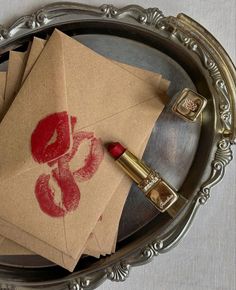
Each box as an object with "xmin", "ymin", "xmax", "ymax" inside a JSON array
[{"xmin": 0, "ymin": 0, "xmax": 235, "ymax": 289}]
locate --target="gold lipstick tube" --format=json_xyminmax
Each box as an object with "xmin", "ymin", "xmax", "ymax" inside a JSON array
[{"xmin": 115, "ymin": 149, "xmax": 179, "ymax": 212}]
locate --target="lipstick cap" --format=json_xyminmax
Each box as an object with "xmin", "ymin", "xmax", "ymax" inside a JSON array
[
  {"xmin": 145, "ymin": 178, "xmax": 178, "ymax": 212},
  {"xmin": 116, "ymin": 151, "xmax": 179, "ymax": 212},
  {"xmin": 172, "ymin": 88, "xmax": 207, "ymax": 122}
]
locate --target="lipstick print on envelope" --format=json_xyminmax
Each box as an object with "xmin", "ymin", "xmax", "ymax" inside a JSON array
[
  {"xmin": 31, "ymin": 111, "xmax": 103, "ymax": 217},
  {"xmin": 0, "ymin": 30, "xmax": 164, "ymax": 267}
]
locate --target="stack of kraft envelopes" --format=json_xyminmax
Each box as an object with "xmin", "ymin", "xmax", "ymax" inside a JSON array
[{"xmin": 0, "ymin": 29, "xmax": 170, "ymax": 271}]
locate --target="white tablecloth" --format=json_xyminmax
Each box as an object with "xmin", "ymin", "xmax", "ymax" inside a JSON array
[{"xmin": 0, "ymin": 1, "xmax": 235, "ymax": 289}]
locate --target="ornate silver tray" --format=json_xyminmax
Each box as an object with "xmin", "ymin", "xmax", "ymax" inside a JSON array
[{"xmin": 0, "ymin": 3, "xmax": 235, "ymax": 289}]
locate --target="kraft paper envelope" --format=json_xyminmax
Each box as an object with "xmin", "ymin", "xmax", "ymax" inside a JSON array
[
  {"xmin": 0, "ymin": 51, "xmax": 27, "ymax": 121},
  {"xmin": 0, "ymin": 54, "xmax": 167, "ymax": 268},
  {"xmin": 95, "ymin": 137, "xmax": 150, "ymax": 255},
  {"xmin": 0, "ymin": 50, "xmax": 163, "ymax": 265},
  {"xmin": 1, "ymin": 94, "xmax": 162, "ymax": 270},
  {"xmin": 81, "ymin": 136, "xmax": 150, "ymax": 257},
  {"xmin": 0, "ymin": 218, "xmax": 99, "ymax": 270},
  {"xmin": 112, "ymin": 232, "xmax": 118, "ymax": 253},
  {"xmin": 23, "ymin": 36, "xmax": 166, "ymax": 105},
  {"xmin": 0, "ymin": 29, "xmax": 164, "ymax": 183},
  {"xmin": 0, "ymin": 72, "xmax": 6, "ymax": 114},
  {"xmin": 1, "ymin": 95, "xmax": 162, "ymax": 270},
  {"xmin": 0, "ymin": 236, "xmax": 31, "ymax": 255},
  {"xmin": 22, "ymin": 37, "xmax": 45, "ymax": 83},
  {"xmin": 22, "ymin": 36, "xmax": 167, "ymax": 95},
  {"xmin": 22, "ymin": 34, "xmax": 168, "ymax": 253},
  {"xmin": 0, "ymin": 143, "xmax": 158, "ymax": 257},
  {"xmin": 0, "ymin": 97, "xmax": 163, "ymax": 244},
  {"xmin": 0, "ymin": 30, "xmax": 166, "ymax": 268},
  {"xmin": 0, "ymin": 60, "xmax": 167, "ymax": 266},
  {"xmin": 18, "ymin": 36, "xmax": 167, "ymax": 255},
  {"xmin": 0, "ymin": 36, "xmax": 166, "ymax": 258},
  {"xmin": 0, "ymin": 50, "xmax": 71, "ymax": 257},
  {"xmin": 49, "ymin": 30, "xmax": 164, "ymax": 260},
  {"xmin": 94, "ymin": 78, "xmax": 170, "ymax": 254},
  {"xmin": 0, "ymin": 29, "xmax": 164, "ymax": 264},
  {"xmin": 0, "ymin": 50, "xmax": 72, "ymax": 183},
  {"xmin": 1, "ymin": 61, "xmax": 98, "ymax": 263}
]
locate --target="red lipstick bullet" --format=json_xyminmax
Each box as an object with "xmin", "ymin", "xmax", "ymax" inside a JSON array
[{"xmin": 107, "ymin": 142, "xmax": 126, "ymax": 159}]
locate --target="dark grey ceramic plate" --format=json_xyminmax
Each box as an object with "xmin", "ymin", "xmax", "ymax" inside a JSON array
[{"xmin": 0, "ymin": 3, "xmax": 235, "ymax": 289}]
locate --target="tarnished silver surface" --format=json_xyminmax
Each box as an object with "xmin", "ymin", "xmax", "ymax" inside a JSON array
[{"xmin": 0, "ymin": 2, "xmax": 235, "ymax": 289}]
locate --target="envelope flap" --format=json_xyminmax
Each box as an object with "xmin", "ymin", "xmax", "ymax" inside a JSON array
[
  {"xmin": 53, "ymin": 30, "xmax": 160, "ymax": 130},
  {"xmin": 0, "ymin": 72, "xmax": 6, "ymax": 109},
  {"xmin": 22, "ymin": 37, "xmax": 47, "ymax": 83},
  {"xmin": 0, "ymin": 34, "xmax": 71, "ymax": 182}
]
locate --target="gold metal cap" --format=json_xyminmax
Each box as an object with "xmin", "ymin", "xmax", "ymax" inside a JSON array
[
  {"xmin": 145, "ymin": 179, "xmax": 178, "ymax": 212},
  {"xmin": 116, "ymin": 150, "xmax": 179, "ymax": 212},
  {"xmin": 172, "ymin": 88, "xmax": 207, "ymax": 122}
]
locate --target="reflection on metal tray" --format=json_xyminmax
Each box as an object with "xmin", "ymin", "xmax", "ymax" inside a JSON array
[
  {"xmin": 0, "ymin": 3, "xmax": 235, "ymax": 289},
  {"xmin": 75, "ymin": 34, "xmax": 200, "ymax": 241}
]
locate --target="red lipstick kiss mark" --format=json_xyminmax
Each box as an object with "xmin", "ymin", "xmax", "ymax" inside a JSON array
[
  {"xmin": 52, "ymin": 158, "xmax": 81, "ymax": 212},
  {"xmin": 62, "ymin": 131, "xmax": 104, "ymax": 182},
  {"xmin": 35, "ymin": 174, "xmax": 66, "ymax": 217},
  {"xmin": 31, "ymin": 112, "xmax": 104, "ymax": 217},
  {"xmin": 35, "ymin": 159, "xmax": 81, "ymax": 218},
  {"xmin": 31, "ymin": 111, "xmax": 70, "ymax": 163}
]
